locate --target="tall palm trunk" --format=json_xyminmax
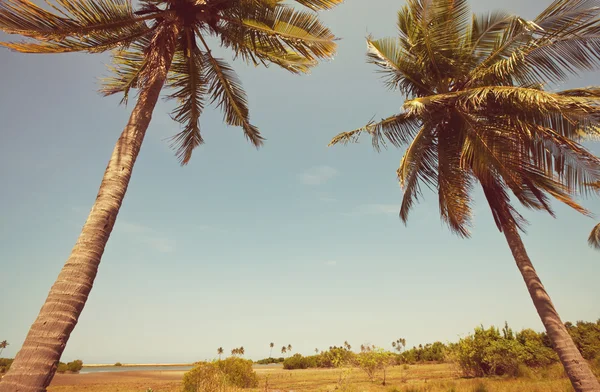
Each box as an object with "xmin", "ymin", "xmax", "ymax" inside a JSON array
[
  {"xmin": 0, "ymin": 24, "xmax": 179, "ymax": 392},
  {"xmin": 502, "ymin": 223, "xmax": 600, "ymax": 392}
]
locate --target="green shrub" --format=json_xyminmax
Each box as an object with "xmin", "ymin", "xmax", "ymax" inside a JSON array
[
  {"xmin": 254, "ymin": 357, "xmax": 284, "ymax": 365},
  {"xmin": 354, "ymin": 348, "xmax": 392, "ymax": 382},
  {"xmin": 56, "ymin": 362, "xmax": 68, "ymax": 373},
  {"xmin": 114, "ymin": 362, "xmax": 123, "ymax": 367},
  {"xmin": 183, "ymin": 357, "xmax": 258, "ymax": 391},
  {"xmin": 453, "ymin": 324, "xmax": 560, "ymax": 377},
  {"xmin": 67, "ymin": 360, "xmax": 83, "ymax": 373},
  {"xmin": 566, "ymin": 320, "xmax": 600, "ymax": 360},
  {"xmin": 282, "ymin": 354, "xmax": 318, "ymax": 370},
  {"xmin": 0, "ymin": 358, "xmax": 13, "ymax": 374}
]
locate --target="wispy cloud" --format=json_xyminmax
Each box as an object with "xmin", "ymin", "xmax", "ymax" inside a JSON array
[
  {"xmin": 117, "ymin": 221, "xmax": 175, "ymax": 253},
  {"xmin": 346, "ymin": 203, "xmax": 400, "ymax": 216},
  {"xmin": 299, "ymin": 166, "xmax": 338, "ymax": 186},
  {"xmin": 324, "ymin": 260, "xmax": 337, "ymax": 266}
]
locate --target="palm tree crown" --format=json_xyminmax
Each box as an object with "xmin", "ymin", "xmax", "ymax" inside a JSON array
[
  {"xmin": 331, "ymin": 0, "xmax": 600, "ymax": 234},
  {"xmin": 0, "ymin": 0, "xmax": 340, "ymax": 164}
]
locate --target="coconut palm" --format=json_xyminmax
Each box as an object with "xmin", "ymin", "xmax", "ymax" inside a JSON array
[
  {"xmin": 269, "ymin": 342, "xmax": 274, "ymax": 358},
  {"xmin": 343, "ymin": 341, "xmax": 351, "ymax": 351},
  {"xmin": 0, "ymin": 341, "xmax": 8, "ymax": 357},
  {"xmin": 217, "ymin": 347, "xmax": 224, "ymax": 361},
  {"xmin": 286, "ymin": 344, "xmax": 292, "ymax": 357},
  {"xmin": 281, "ymin": 346, "xmax": 286, "ymax": 356},
  {"xmin": 392, "ymin": 338, "xmax": 406, "ymax": 354},
  {"xmin": 239, "ymin": 346, "xmax": 245, "ymax": 357},
  {"xmin": 329, "ymin": 1, "xmax": 600, "ymax": 390},
  {"xmin": 0, "ymin": 0, "xmax": 339, "ymax": 390},
  {"xmin": 315, "ymin": 348, "xmax": 319, "ymax": 354}
]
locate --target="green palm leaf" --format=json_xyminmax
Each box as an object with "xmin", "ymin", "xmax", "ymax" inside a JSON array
[
  {"xmin": 201, "ymin": 45, "xmax": 263, "ymax": 147},
  {"xmin": 167, "ymin": 32, "xmax": 207, "ymax": 164}
]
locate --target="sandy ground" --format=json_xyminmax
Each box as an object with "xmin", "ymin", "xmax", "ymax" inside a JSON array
[{"xmin": 50, "ymin": 370, "xmax": 186, "ymax": 386}]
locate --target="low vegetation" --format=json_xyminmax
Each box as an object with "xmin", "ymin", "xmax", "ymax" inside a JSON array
[
  {"xmin": 0, "ymin": 358, "xmax": 13, "ymax": 374},
  {"xmin": 56, "ymin": 360, "xmax": 83, "ymax": 374},
  {"xmin": 183, "ymin": 357, "xmax": 258, "ymax": 392}
]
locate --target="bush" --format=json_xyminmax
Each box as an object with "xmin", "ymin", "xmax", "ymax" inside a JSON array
[
  {"xmin": 67, "ymin": 360, "xmax": 83, "ymax": 373},
  {"xmin": 283, "ymin": 354, "xmax": 318, "ymax": 370},
  {"xmin": 566, "ymin": 320, "xmax": 600, "ymax": 360},
  {"xmin": 453, "ymin": 323, "xmax": 562, "ymax": 377},
  {"xmin": 114, "ymin": 362, "xmax": 122, "ymax": 367},
  {"xmin": 254, "ymin": 357, "xmax": 284, "ymax": 365},
  {"xmin": 0, "ymin": 358, "xmax": 13, "ymax": 374},
  {"xmin": 56, "ymin": 362, "xmax": 68, "ymax": 373},
  {"xmin": 354, "ymin": 348, "xmax": 392, "ymax": 382},
  {"xmin": 183, "ymin": 357, "xmax": 258, "ymax": 391},
  {"xmin": 56, "ymin": 360, "xmax": 83, "ymax": 374}
]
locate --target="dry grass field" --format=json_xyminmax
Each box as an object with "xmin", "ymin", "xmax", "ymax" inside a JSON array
[{"xmin": 47, "ymin": 363, "xmax": 575, "ymax": 392}]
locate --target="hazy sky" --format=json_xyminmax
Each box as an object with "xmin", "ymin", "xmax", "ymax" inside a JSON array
[{"xmin": 1, "ymin": 0, "xmax": 599, "ymax": 364}]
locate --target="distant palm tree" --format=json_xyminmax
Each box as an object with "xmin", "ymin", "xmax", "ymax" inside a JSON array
[
  {"xmin": 281, "ymin": 346, "xmax": 287, "ymax": 356},
  {"xmin": 315, "ymin": 348, "xmax": 319, "ymax": 354},
  {"xmin": 269, "ymin": 342, "xmax": 274, "ymax": 358},
  {"xmin": 0, "ymin": 341, "xmax": 8, "ymax": 357},
  {"xmin": 343, "ymin": 341, "xmax": 351, "ymax": 351},
  {"xmin": 231, "ymin": 348, "xmax": 238, "ymax": 356},
  {"xmin": 217, "ymin": 347, "xmax": 223, "ymax": 361},
  {"xmin": 0, "ymin": 0, "xmax": 340, "ymax": 390},
  {"xmin": 239, "ymin": 347, "xmax": 245, "ymax": 357},
  {"xmin": 392, "ymin": 338, "xmax": 406, "ymax": 353},
  {"xmin": 329, "ymin": 1, "xmax": 600, "ymax": 390}
]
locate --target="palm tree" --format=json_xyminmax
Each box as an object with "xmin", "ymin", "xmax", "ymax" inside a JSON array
[
  {"xmin": 0, "ymin": 0, "xmax": 340, "ymax": 390},
  {"xmin": 231, "ymin": 348, "xmax": 238, "ymax": 356},
  {"xmin": 0, "ymin": 341, "xmax": 8, "ymax": 357},
  {"xmin": 281, "ymin": 346, "xmax": 286, "ymax": 356},
  {"xmin": 239, "ymin": 346, "xmax": 245, "ymax": 357},
  {"xmin": 329, "ymin": 1, "xmax": 600, "ymax": 391},
  {"xmin": 343, "ymin": 341, "xmax": 351, "ymax": 351},
  {"xmin": 286, "ymin": 344, "xmax": 292, "ymax": 357},
  {"xmin": 392, "ymin": 338, "xmax": 405, "ymax": 354},
  {"xmin": 217, "ymin": 347, "xmax": 223, "ymax": 361},
  {"xmin": 269, "ymin": 342, "xmax": 274, "ymax": 358},
  {"xmin": 315, "ymin": 348, "xmax": 319, "ymax": 354}
]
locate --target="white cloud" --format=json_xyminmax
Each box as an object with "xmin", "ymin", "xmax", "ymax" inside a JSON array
[
  {"xmin": 325, "ymin": 260, "xmax": 337, "ymax": 266},
  {"xmin": 346, "ymin": 204, "xmax": 399, "ymax": 216},
  {"xmin": 299, "ymin": 166, "xmax": 338, "ymax": 186}
]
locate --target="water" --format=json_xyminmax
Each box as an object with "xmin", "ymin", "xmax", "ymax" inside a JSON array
[{"xmin": 80, "ymin": 365, "xmax": 193, "ymax": 374}]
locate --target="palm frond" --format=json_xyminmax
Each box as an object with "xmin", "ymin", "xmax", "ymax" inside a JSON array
[
  {"xmin": 366, "ymin": 37, "xmax": 433, "ymax": 96},
  {"xmin": 166, "ymin": 31, "xmax": 207, "ymax": 165},
  {"xmin": 328, "ymin": 112, "xmax": 420, "ymax": 151},
  {"xmin": 398, "ymin": 125, "xmax": 438, "ymax": 223},
  {"xmin": 468, "ymin": 1, "xmax": 600, "ymax": 85},
  {"xmin": 589, "ymin": 223, "xmax": 600, "ymax": 249},
  {"xmin": 290, "ymin": 0, "xmax": 343, "ymax": 11},
  {"xmin": 437, "ymin": 119, "xmax": 473, "ymax": 237},
  {"xmin": 100, "ymin": 34, "xmax": 153, "ymax": 102},
  {"xmin": 0, "ymin": 0, "xmax": 156, "ymax": 40},
  {"xmin": 201, "ymin": 45, "xmax": 263, "ymax": 147},
  {"xmin": 223, "ymin": 4, "xmax": 337, "ymax": 61}
]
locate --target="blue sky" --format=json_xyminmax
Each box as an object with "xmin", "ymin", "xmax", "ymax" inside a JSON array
[{"xmin": 0, "ymin": 0, "xmax": 599, "ymax": 364}]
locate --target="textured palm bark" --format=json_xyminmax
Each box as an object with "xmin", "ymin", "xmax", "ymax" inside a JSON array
[
  {"xmin": 0, "ymin": 25, "xmax": 179, "ymax": 392},
  {"xmin": 503, "ymin": 224, "xmax": 600, "ymax": 392}
]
